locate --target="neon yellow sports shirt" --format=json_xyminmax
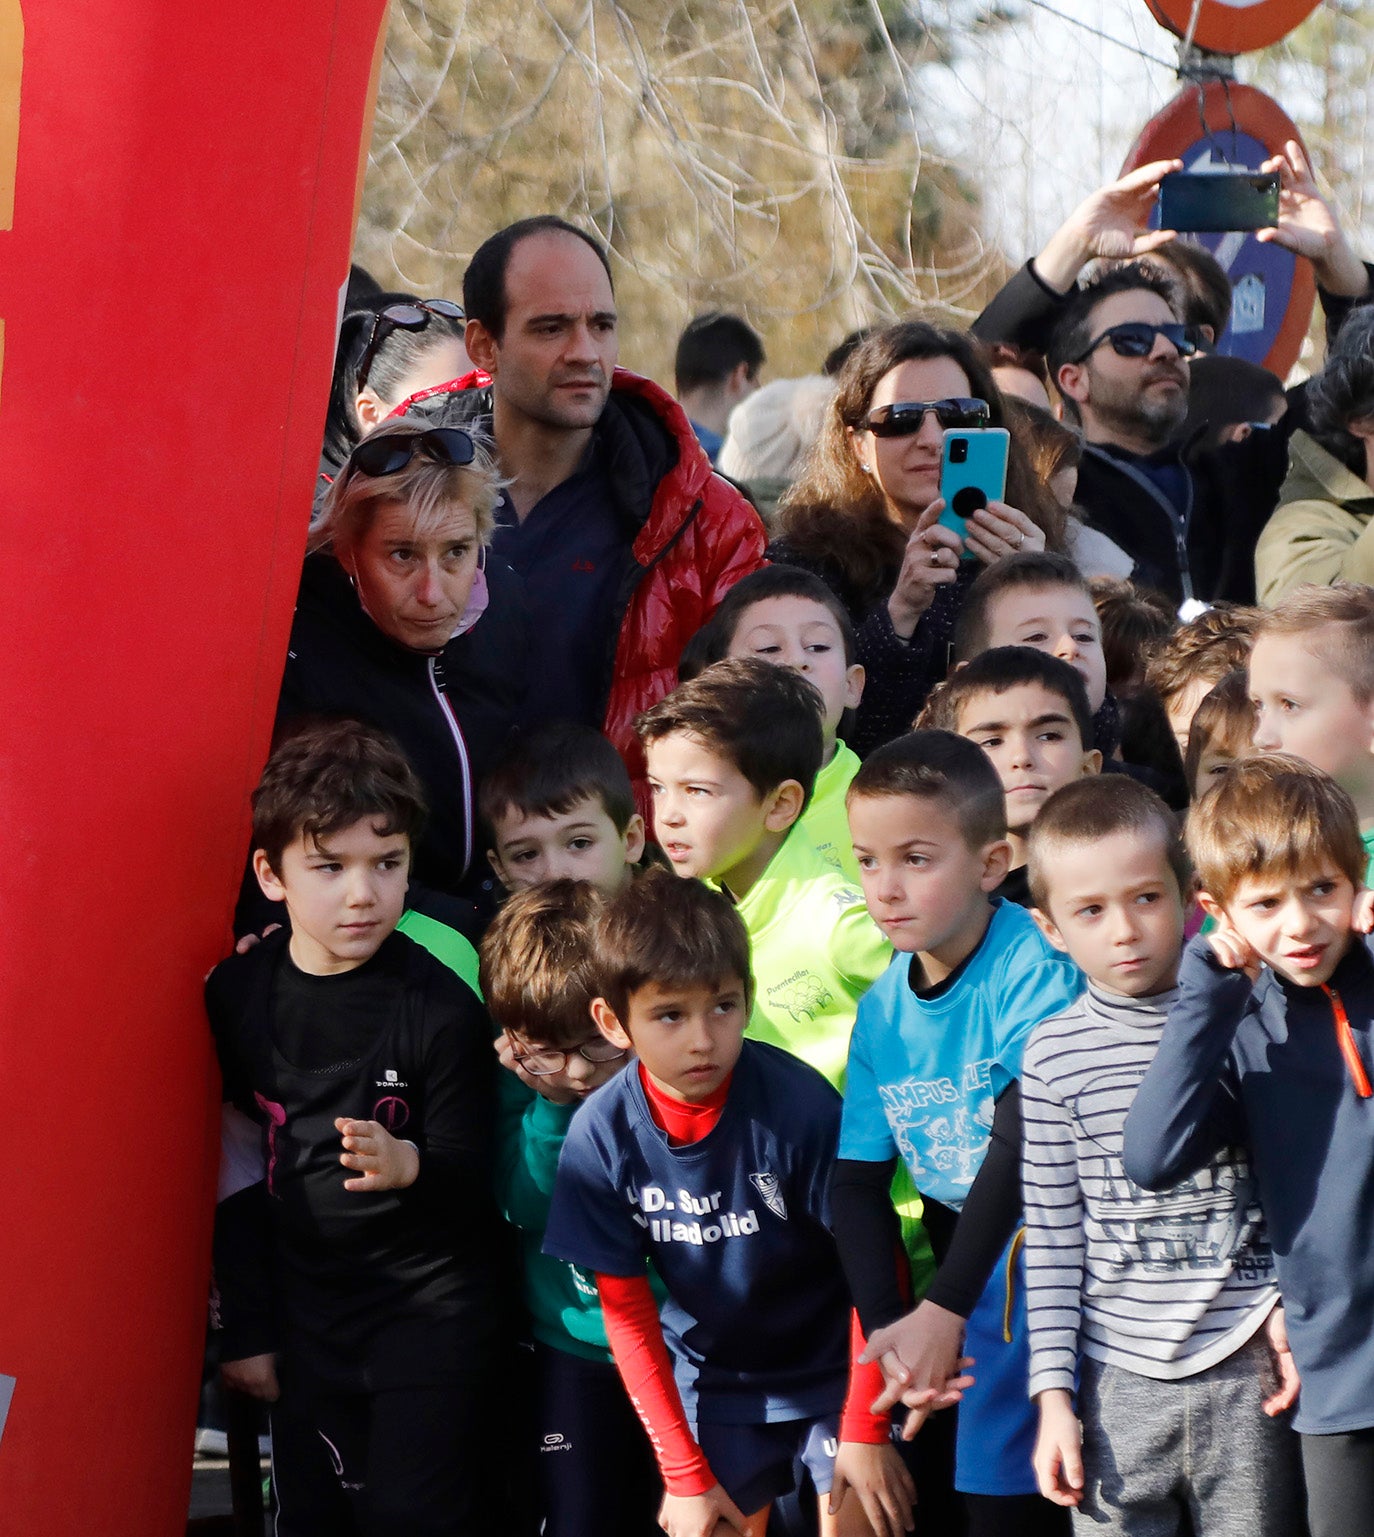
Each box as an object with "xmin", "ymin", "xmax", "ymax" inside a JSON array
[
  {"xmin": 799, "ymin": 739, "xmax": 862, "ymax": 885},
  {"xmin": 727, "ymin": 824, "xmax": 890, "ymax": 1091}
]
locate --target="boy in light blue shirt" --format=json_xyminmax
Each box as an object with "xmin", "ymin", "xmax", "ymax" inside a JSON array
[{"xmin": 830, "ymin": 730, "xmax": 1081, "ymax": 1537}]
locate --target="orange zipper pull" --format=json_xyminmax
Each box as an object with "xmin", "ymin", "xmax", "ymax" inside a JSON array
[{"xmin": 1323, "ymin": 985, "xmax": 1373, "ymax": 1099}]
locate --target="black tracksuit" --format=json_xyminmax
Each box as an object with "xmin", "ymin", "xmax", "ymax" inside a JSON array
[{"xmin": 208, "ymin": 929, "xmax": 502, "ymax": 1535}]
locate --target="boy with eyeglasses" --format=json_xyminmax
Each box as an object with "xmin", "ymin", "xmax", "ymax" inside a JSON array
[{"xmin": 483, "ymin": 880, "xmax": 665, "ymax": 1537}]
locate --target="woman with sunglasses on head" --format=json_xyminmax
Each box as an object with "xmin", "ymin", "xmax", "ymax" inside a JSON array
[
  {"xmin": 770, "ymin": 320, "xmax": 1066, "ymax": 752},
  {"xmin": 271, "ymin": 418, "xmax": 529, "ymax": 910},
  {"xmin": 317, "ymin": 295, "xmax": 472, "ymax": 502}
]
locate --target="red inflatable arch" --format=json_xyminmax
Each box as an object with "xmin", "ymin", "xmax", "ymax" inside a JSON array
[{"xmin": 0, "ymin": 2, "xmax": 389, "ymax": 1530}]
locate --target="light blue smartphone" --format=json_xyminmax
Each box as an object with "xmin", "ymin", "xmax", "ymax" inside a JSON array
[{"xmin": 938, "ymin": 428, "xmax": 1010, "ymax": 555}]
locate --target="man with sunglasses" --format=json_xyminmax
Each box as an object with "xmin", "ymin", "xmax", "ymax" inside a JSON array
[
  {"xmin": 397, "ymin": 216, "xmax": 767, "ymax": 812},
  {"xmin": 973, "ymin": 146, "xmax": 1373, "ymax": 606}
]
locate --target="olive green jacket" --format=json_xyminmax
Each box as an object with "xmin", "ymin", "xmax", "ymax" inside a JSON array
[{"xmin": 1255, "ymin": 429, "xmax": 1374, "ymax": 606}]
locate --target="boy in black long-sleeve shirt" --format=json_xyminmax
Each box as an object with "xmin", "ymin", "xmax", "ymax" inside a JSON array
[
  {"xmin": 208, "ymin": 721, "xmax": 500, "ymax": 1537},
  {"xmin": 1125, "ymin": 754, "xmax": 1374, "ymax": 1537}
]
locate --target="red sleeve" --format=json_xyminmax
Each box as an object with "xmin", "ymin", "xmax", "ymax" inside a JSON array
[
  {"xmin": 840, "ymin": 1310, "xmax": 892, "ymax": 1445},
  {"xmin": 597, "ymin": 1272, "xmax": 715, "ymax": 1497}
]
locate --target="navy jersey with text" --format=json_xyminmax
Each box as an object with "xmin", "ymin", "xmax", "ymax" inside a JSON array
[{"xmin": 543, "ymin": 1039, "xmax": 850, "ymax": 1425}]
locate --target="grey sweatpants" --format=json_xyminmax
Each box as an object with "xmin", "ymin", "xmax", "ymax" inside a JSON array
[{"xmin": 1072, "ymin": 1331, "xmax": 1304, "ymax": 1536}]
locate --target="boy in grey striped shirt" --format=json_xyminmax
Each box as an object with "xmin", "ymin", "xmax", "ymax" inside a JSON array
[{"xmin": 1019, "ymin": 777, "xmax": 1303, "ymax": 1534}]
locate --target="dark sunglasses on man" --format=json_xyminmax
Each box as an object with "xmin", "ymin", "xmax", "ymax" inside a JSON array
[
  {"xmin": 354, "ymin": 298, "xmax": 465, "ymax": 394},
  {"xmin": 1072, "ymin": 321, "xmax": 1203, "ymax": 366},
  {"xmin": 347, "ymin": 426, "xmax": 476, "ymax": 479},
  {"xmin": 864, "ymin": 397, "xmax": 991, "ymax": 437}
]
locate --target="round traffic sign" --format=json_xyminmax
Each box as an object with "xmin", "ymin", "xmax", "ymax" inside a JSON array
[
  {"xmin": 1122, "ymin": 81, "xmax": 1315, "ymax": 379},
  {"xmin": 1143, "ymin": 0, "xmax": 1322, "ymax": 55}
]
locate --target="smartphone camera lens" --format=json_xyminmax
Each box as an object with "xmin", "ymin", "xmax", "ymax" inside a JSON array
[{"xmin": 950, "ymin": 438, "xmax": 968, "ymax": 464}]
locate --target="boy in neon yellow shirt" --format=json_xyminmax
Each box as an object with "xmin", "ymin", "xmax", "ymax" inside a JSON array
[{"xmin": 637, "ymin": 656, "xmax": 887, "ymax": 1089}]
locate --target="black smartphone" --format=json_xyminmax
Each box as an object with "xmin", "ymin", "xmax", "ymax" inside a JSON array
[{"xmin": 1158, "ymin": 171, "xmax": 1280, "ymax": 234}]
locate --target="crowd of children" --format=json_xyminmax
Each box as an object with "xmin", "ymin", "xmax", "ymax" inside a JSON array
[{"xmin": 206, "ymin": 564, "xmax": 1374, "ymax": 1537}]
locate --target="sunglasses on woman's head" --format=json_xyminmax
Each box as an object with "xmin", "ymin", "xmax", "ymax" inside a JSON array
[
  {"xmin": 355, "ymin": 298, "xmax": 465, "ymax": 394},
  {"xmin": 864, "ymin": 398, "xmax": 991, "ymax": 437},
  {"xmin": 1072, "ymin": 321, "xmax": 1203, "ymax": 365},
  {"xmin": 347, "ymin": 426, "xmax": 476, "ymax": 479}
]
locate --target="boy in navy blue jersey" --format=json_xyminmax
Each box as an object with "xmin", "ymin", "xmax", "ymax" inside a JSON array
[
  {"xmin": 543, "ymin": 868, "xmax": 920, "ymax": 1537},
  {"xmin": 1125, "ymin": 755, "xmax": 1374, "ymax": 1537},
  {"xmin": 208, "ymin": 722, "xmax": 501, "ymax": 1536},
  {"xmin": 831, "ymin": 731, "xmax": 1082, "ymax": 1537}
]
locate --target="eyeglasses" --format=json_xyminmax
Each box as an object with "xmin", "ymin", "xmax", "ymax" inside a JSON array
[
  {"xmin": 347, "ymin": 426, "xmax": 476, "ymax": 479},
  {"xmin": 864, "ymin": 398, "xmax": 991, "ymax": 437},
  {"xmin": 1072, "ymin": 321, "xmax": 1203, "ymax": 365},
  {"xmin": 355, "ymin": 298, "xmax": 465, "ymax": 394},
  {"xmin": 511, "ymin": 1040, "xmax": 629, "ymax": 1077}
]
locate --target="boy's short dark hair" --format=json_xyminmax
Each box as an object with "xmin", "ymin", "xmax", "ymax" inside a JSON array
[
  {"xmin": 594, "ymin": 867, "xmax": 753, "ymax": 1026},
  {"xmin": 674, "ymin": 311, "xmax": 765, "ymax": 394},
  {"xmin": 1186, "ymin": 753, "xmax": 1365, "ymax": 905},
  {"xmin": 479, "ymin": 722, "xmax": 636, "ymax": 839},
  {"xmin": 847, "ymin": 729, "xmax": 1007, "ymax": 849},
  {"xmin": 952, "ymin": 552, "xmax": 1093, "ymax": 663},
  {"xmin": 1028, "ymin": 775, "xmax": 1190, "ymax": 913},
  {"xmin": 918, "ymin": 646, "xmax": 1093, "ymax": 752},
  {"xmin": 679, "ymin": 566, "xmax": 858, "ymax": 681},
  {"xmin": 636, "ymin": 657, "xmax": 825, "ymax": 810},
  {"xmin": 1145, "ymin": 602, "xmax": 1260, "ymax": 706},
  {"xmin": 1183, "ymin": 670, "xmax": 1254, "ymax": 792},
  {"xmin": 480, "ymin": 879, "xmax": 604, "ymax": 1047},
  {"xmin": 1256, "ymin": 582, "xmax": 1374, "ymax": 705},
  {"xmin": 252, "ymin": 720, "xmax": 427, "ymax": 874}
]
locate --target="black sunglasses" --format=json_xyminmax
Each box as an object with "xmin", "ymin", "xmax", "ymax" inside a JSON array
[
  {"xmin": 865, "ymin": 398, "xmax": 991, "ymax": 437},
  {"xmin": 1073, "ymin": 321, "xmax": 1203, "ymax": 365},
  {"xmin": 348, "ymin": 426, "xmax": 476, "ymax": 479},
  {"xmin": 355, "ymin": 298, "xmax": 465, "ymax": 394}
]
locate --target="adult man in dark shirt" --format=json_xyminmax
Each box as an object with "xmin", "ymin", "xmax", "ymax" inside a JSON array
[
  {"xmin": 974, "ymin": 143, "xmax": 1372, "ymax": 606},
  {"xmin": 403, "ymin": 217, "xmax": 766, "ymax": 805}
]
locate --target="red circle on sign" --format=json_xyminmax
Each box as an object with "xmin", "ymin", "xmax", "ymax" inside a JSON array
[
  {"xmin": 1143, "ymin": 0, "xmax": 1322, "ymax": 55},
  {"xmin": 1122, "ymin": 81, "xmax": 1315, "ymax": 380}
]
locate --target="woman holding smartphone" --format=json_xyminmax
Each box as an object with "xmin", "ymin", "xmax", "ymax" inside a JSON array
[{"xmin": 770, "ymin": 321, "xmax": 1065, "ymax": 751}]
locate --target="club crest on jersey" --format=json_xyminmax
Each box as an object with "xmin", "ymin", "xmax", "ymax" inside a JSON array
[{"xmin": 749, "ymin": 1171, "xmax": 787, "ymax": 1220}]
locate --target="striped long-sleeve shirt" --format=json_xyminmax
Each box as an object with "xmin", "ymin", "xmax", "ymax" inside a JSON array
[{"xmin": 1022, "ymin": 983, "xmax": 1277, "ymax": 1399}]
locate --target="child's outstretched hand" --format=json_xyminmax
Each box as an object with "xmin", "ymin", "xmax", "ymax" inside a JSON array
[
  {"xmin": 1262, "ymin": 1306, "xmax": 1301, "ymax": 1416},
  {"xmin": 336, "ymin": 1117, "xmax": 419, "ymax": 1192},
  {"xmin": 1032, "ymin": 1389, "xmax": 1084, "ymax": 1507},
  {"xmin": 1353, "ymin": 889, "xmax": 1374, "ymax": 935},
  {"xmin": 658, "ymin": 1484, "xmax": 756, "ymax": 1537},
  {"xmin": 829, "ymin": 1440, "xmax": 916, "ymax": 1537},
  {"xmin": 860, "ymin": 1299, "xmax": 968, "ymax": 1438}
]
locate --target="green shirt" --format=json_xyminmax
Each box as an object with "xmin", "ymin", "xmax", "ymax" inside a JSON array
[
  {"xmin": 1364, "ymin": 829, "xmax": 1374, "ymax": 885},
  {"xmin": 799, "ymin": 739, "xmax": 862, "ymax": 885},
  {"xmin": 729, "ymin": 824, "xmax": 891, "ymax": 1091}
]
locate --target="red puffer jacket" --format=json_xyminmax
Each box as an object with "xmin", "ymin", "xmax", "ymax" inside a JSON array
[{"xmin": 399, "ymin": 367, "xmax": 767, "ymax": 815}]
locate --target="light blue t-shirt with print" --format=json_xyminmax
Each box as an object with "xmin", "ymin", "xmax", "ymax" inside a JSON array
[
  {"xmin": 840, "ymin": 900, "xmax": 1080, "ymax": 1205},
  {"xmin": 839, "ymin": 898, "xmax": 1082, "ymax": 1496}
]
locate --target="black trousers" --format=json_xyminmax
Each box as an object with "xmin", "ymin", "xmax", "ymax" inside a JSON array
[
  {"xmin": 270, "ymin": 1374, "xmax": 490, "ymax": 1537},
  {"xmin": 1302, "ymin": 1427, "xmax": 1374, "ymax": 1537},
  {"xmin": 533, "ymin": 1342, "xmax": 663, "ymax": 1537}
]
